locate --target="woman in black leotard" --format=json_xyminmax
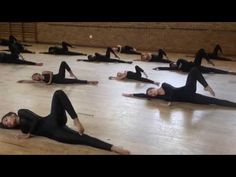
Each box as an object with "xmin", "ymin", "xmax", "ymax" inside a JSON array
[
  {"xmin": 0, "ymin": 42, "xmax": 43, "ymax": 66},
  {"xmin": 112, "ymin": 45, "xmax": 142, "ymax": 55},
  {"xmin": 123, "ymin": 67, "xmax": 236, "ymax": 108},
  {"xmin": 155, "ymin": 49, "xmax": 236, "ymax": 75},
  {"xmin": 109, "ymin": 65, "xmax": 160, "ymax": 85},
  {"xmin": 40, "ymin": 41, "xmax": 87, "ymax": 56},
  {"xmin": 1, "ymin": 35, "xmax": 35, "ymax": 54},
  {"xmin": 77, "ymin": 47, "xmax": 132, "ymax": 64},
  {"xmin": 0, "ymin": 90, "xmax": 130, "ymax": 155},
  {"xmin": 18, "ymin": 61, "xmax": 98, "ymax": 85},
  {"xmin": 206, "ymin": 44, "xmax": 236, "ymax": 61},
  {"xmin": 135, "ymin": 49, "xmax": 172, "ymax": 63}
]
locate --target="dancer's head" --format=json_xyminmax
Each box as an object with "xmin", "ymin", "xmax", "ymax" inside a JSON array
[
  {"xmin": 158, "ymin": 49, "xmax": 166, "ymax": 56},
  {"xmin": 117, "ymin": 72, "xmax": 124, "ymax": 77},
  {"xmin": 32, "ymin": 73, "xmax": 43, "ymax": 81},
  {"xmin": 62, "ymin": 41, "xmax": 73, "ymax": 48},
  {"xmin": 88, "ymin": 55, "xmax": 95, "ymax": 61},
  {"xmin": 146, "ymin": 87, "xmax": 161, "ymax": 97},
  {"xmin": 0, "ymin": 112, "xmax": 19, "ymax": 129},
  {"xmin": 141, "ymin": 53, "xmax": 151, "ymax": 61},
  {"xmin": 9, "ymin": 35, "xmax": 17, "ymax": 43}
]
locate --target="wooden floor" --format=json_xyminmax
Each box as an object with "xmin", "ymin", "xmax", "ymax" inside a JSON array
[{"xmin": 0, "ymin": 44, "xmax": 236, "ymax": 155}]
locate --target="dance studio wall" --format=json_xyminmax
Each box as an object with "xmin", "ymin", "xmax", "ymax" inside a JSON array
[{"xmin": 1, "ymin": 22, "xmax": 236, "ymax": 55}]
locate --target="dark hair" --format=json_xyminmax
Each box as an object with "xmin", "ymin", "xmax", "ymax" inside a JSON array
[
  {"xmin": 0, "ymin": 112, "xmax": 18, "ymax": 129},
  {"xmin": 146, "ymin": 87, "xmax": 155, "ymax": 95},
  {"xmin": 169, "ymin": 62, "xmax": 175, "ymax": 67},
  {"xmin": 62, "ymin": 41, "xmax": 72, "ymax": 48},
  {"xmin": 32, "ymin": 73, "xmax": 41, "ymax": 80},
  {"xmin": 9, "ymin": 35, "xmax": 17, "ymax": 42},
  {"xmin": 158, "ymin": 49, "xmax": 167, "ymax": 56},
  {"xmin": 198, "ymin": 48, "xmax": 207, "ymax": 57},
  {"xmin": 88, "ymin": 55, "xmax": 94, "ymax": 61},
  {"xmin": 49, "ymin": 47, "xmax": 55, "ymax": 53},
  {"xmin": 32, "ymin": 73, "xmax": 40, "ymax": 76}
]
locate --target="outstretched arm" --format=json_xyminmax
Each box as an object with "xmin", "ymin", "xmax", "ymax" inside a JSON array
[
  {"xmin": 122, "ymin": 93, "xmax": 147, "ymax": 98},
  {"xmin": 154, "ymin": 67, "xmax": 178, "ymax": 71},
  {"xmin": 77, "ymin": 59, "xmax": 92, "ymax": 62},
  {"xmin": 122, "ymin": 93, "xmax": 172, "ymax": 106},
  {"xmin": 17, "ymin": 80, "xmax": 41, "ymax": 83}
]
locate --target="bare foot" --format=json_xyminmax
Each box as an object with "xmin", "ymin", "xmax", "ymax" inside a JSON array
[
  {"xmin": 89, "ymin": 81, "xmax": 99, "ymax": 85},
  {"xmin": 111, "ymin": 146, "xmax": 130, "ymax": 155},
  {"xmin": 229, "ymin": 72, "xmax": 236, "ymax": 75},
  {"xmin": 204, "ymin": 85, "xmax": 215, "ymax": 96},
  {"xmin": 36, "ymin": 63, "xmax": 43, "ymax": 66},
  {"xmin": 122, "ymin": 93, "xmax": 133, "ymax": 97}
]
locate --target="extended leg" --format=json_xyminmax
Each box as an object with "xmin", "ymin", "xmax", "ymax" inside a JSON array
[
  {"xmin": 185, "ymin": 67, "xmax": 209, "ymax": 93},
  {"xmin": 191, "ymin": 93, "xmax": 236, "ymax": 108}
]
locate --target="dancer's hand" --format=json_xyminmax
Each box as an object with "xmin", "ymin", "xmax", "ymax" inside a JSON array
[
  {"xmin": 17, "ymin": 133, "xmax": 31, "ymax": 139},
  {"xmin": 109, "ymin": 76, "xmax": 115, "ymax": 80},
  {"xmin": 88, "ymin": 81, "xmax": 99, "ymax": 85},
  {"xmin": 74, "ymin": 118, "xmax": 85, "ymax": 135},
  {"xmin": 160, "ymin": 102, "xmax": 172, "ymax": 107},
  {"xmin": 122, "ymin": 93, "xmax": 133, "ymax": 97},
  {"xmin": 36, "ymin": 63, "xmax": 43, "ymax": 66}
]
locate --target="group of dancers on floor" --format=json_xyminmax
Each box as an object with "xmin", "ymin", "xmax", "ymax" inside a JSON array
[{"xmin": 1, "ymin": 35, "xmax": 236, "ymax": 155}]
